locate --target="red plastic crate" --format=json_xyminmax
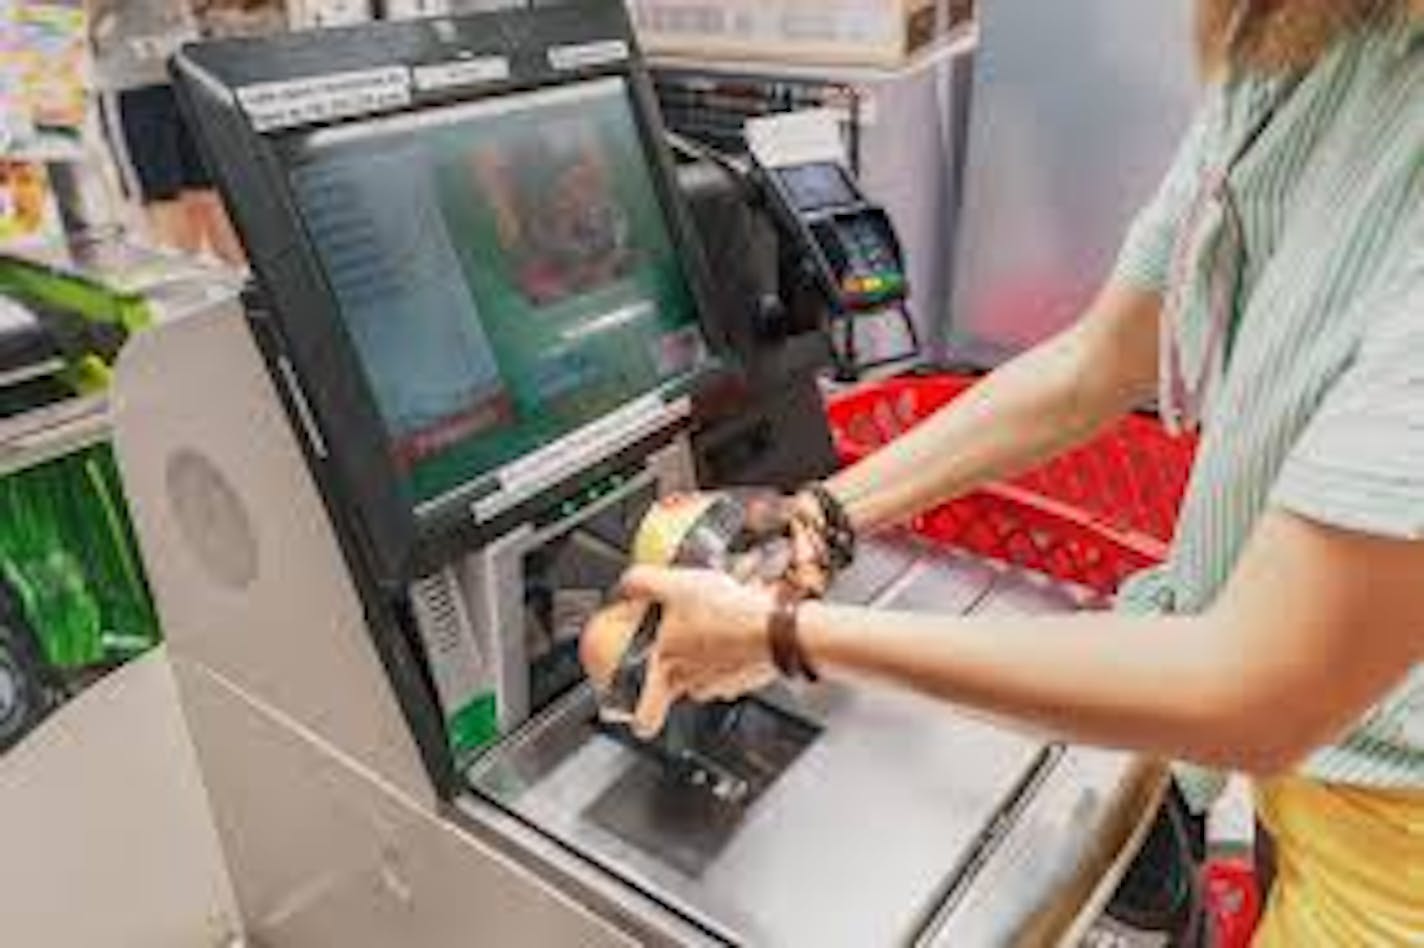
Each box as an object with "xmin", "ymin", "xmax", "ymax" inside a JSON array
[
  {"xmin": 827, "ymin": 375, "xmax": 1198, "ymax": 597},
  {"xmin": 1204, "ymin": 857, "xmax": 1263, "ymax": 948}
]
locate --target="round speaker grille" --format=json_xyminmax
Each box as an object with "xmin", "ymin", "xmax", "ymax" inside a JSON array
[{"xmin": 166, "ymin": 449, "xmax": 259, "ymax": 591}]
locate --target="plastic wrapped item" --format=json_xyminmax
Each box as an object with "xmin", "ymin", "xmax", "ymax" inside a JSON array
[
  {"xmin": 580, "ymin": 489, "xmax": 798, "ymax": 792},
  {"xmin": 630, "ymin": 491, "xmax": 791, "ymax": 580},
  {"xmin": 584, "ymin": 492, "xmax": 785, "ymax": 721}
]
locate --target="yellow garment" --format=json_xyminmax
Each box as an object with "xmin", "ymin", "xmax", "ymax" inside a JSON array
[{"xmin": 1253, "ymin": 777, "xmax": 1424, "ymax": 946}]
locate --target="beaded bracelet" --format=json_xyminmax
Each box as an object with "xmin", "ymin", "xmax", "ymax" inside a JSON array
[{"xmin": 805, "ymin": 483, "xmax": 856, "ymax": 572}]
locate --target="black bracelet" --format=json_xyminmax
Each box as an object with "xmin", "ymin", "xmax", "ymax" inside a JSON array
[
  {"xmin": 806, "ymin": 483, "xmax": 856, "ymax": 571},
  {"xmin": 768, "ymin": 587, "xmax": 819, "ymax": 682}
]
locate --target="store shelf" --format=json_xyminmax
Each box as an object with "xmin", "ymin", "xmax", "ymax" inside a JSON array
[
  {"xmin": 1, "ymin": 131, "xmax": 85, "ymax": 165},
  {"xmin": 0, "ymin": 393, "xmax": 110, "ymax": 478},
  {"xmin": 649, "ymin": 22, "xmax": 978, "ymax": 85},
  {"xmin": 3, "ymin": 235, "xmax": 239, "ymax": 298}
]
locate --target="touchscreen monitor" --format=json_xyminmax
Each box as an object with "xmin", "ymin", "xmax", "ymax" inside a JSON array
[{"xmin": 287, "ymin": 77, "xmax": 707, "ymax": 507}]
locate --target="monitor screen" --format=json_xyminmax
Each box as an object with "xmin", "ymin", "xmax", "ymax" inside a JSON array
[
  {"xmin": 287, "ymin": 77, "xmax": 706, "ymax": 507},
  {"xmin": 778, "ymin": 162, "xmax": 857, "ymax": 213}
]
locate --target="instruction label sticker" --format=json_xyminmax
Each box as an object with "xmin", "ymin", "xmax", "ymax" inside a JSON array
[
  {"xmin": 472, "ymin": 394, "xmax": 683, "ymax": 523},
  {"xmin": 413, "ymin": 56, "xmax": 510, "ymax": 92},
  {"xmin": 547, "ymin": 39, "xmax": 629, "ymax": 71},
  {"xmin": 237, "ymin": 67, "xmax": 411, "ymax": 132}
]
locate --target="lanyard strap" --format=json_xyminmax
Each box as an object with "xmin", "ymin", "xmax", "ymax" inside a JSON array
[{"xmin": 1159, "ymin": 71, "xmax": 1303, "ymax": 434}]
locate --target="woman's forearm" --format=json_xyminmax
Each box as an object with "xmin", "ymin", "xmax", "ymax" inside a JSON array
[
  {"xmin": 795, "ymin": 602, "xmax": 1300, "ymax": 774},
  {"xmin": 826, "ymin": 285, "xmax": 1162, "ymax": 533},
  {"xmin": 784, "ymin": 506, "xmax": 1424, "ymax": 778},
  {"xmin": 626, "ymin": 510, "xmax": 1423, "ymax": 769}
]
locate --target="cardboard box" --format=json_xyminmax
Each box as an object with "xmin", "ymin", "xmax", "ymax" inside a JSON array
[{"xmin": 630, "ymin": 0, "xmax": 973, "ymax": 69}]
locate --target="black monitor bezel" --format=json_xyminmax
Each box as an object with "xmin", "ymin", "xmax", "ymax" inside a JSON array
[
  {"xmin": 172, "ymin": 2, "xmax": 722, "ymax": 589},
  {"xmin": 271, "ymin": 77, "xmax": 706, "ymax": 521}
]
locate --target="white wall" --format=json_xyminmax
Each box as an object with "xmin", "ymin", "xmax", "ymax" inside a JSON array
[{"xmin": 946, "ymin": 0, "xmax": 1199, "ymax": 362}]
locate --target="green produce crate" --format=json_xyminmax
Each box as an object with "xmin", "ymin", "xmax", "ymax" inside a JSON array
[{"xmin": 0, "ymin": 443, "xmax": 159, "ymax": 669}]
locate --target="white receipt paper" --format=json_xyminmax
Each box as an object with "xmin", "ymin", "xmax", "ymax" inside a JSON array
[{"xmin": 745, "ymin": 109, "xmax": 848, "ymax": 170}]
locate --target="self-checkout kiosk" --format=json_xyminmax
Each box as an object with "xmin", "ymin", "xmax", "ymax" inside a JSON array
[{"xmin": 110, "ymin": 4, "xmax": 1167, "ymax": 944}]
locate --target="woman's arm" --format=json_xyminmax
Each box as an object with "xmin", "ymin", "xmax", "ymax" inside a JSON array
[
  {"xmin": 623, "ymin": 510, "xmax": 1424, "ymax": 774},
  {"xmin": 829, "ymin": 283, "xmax": 1163, "ymax": 533}
]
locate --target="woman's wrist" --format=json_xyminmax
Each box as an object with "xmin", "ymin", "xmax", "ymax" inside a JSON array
[
  {"xmin": 792, "ymin": 599, "xmax": 836, "ymax": 680},
  {"xmin": 739, "ymin": 582, "xmax": 780, "ymax": 658},
  {"xmin": 817, "ymin": 475, "xmax": 875, "ymax": 531},
  {"xmin": 766, "ymin": 587, "xmax": 820, "ymax": 682},
  {"xmin": 794, "ymin": 483, "xmax": 857, "ymax": 571}
]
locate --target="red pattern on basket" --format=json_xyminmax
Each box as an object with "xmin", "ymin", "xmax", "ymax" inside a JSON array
[
  {"xmin": 827, "ymin": 375, "xmax": 1199, "ymax": 597},
  {"xmin": 1204, "ymin": 858, "xmax": 1262, "ymax": 948}
]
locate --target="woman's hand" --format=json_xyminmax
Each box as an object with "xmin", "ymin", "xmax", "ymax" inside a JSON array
[{"xmin": 619, "ymin": 566, "xmax": 777, "ymax": 739}]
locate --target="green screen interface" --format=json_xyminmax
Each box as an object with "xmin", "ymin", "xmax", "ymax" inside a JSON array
[{"xmin": 289, "ymin": 78, "xmax": 705, "ymax": 506}]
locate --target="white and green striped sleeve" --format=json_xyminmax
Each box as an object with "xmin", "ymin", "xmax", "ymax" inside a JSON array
[
  {"xmin": 1110, "ymin": 105, "xmax": 1214, "ymax": 292},
  {"xmin": 1272, "ymin": 260, "xmax": 1424, "ymax": 539}
]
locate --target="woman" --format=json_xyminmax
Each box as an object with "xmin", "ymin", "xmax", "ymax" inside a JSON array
[
  {"xmin": 620, "ymin": 1, "xmax": 1424, "ymax": 942},
  {"xmin": 89, "ymin": 0, "xmax": 246, "ymax": 264}
]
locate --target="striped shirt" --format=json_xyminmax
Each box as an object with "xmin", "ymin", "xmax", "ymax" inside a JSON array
[{"xmin": 1112, "ymin": 19, "xmax": 1424, "ymax": 797}]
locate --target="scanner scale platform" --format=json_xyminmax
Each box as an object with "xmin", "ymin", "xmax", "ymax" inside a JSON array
[{"xmin": 465, "ymin": 539, "xmax": 1055, "ymax": 946}]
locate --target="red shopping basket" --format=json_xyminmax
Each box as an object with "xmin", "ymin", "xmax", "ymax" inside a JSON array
[
  {"xmin": 1204, "ymin": 857, "xmax": 1263, "ymax": 948},
  {"xmin": 826, "ymin": 374, "xmax": 1198, "ymax": 597}
]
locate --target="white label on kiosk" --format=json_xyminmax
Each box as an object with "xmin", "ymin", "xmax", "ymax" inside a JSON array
[
  {"xmin": 413, "ymin": 57, "xmax": 510, "ymax": 92},
  {"xmin": 237, "ymin": 67, "xmax": 412, "ymax": 132},
  {"xmin": 471, "ymin": 394, "xmax": 688, "ymax": 523},
  {"xmin": 547, "ymin": 39, "xmax": 629, "ymax": 71}
]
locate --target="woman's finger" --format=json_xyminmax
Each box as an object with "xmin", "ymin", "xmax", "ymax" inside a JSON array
[
  {"xmin": 690, "ymin": 671, "xmax": 758, "ymax": 704},
  {"xmin": 789, "ymin": 524, "xmax": 830, "ymax": 594},
  {"xmin": 632, "ymin": 654, "xmax": 678, "ymax": 739},
  {"xmin": 688, "ymin": 680, "xmax": 724, "ymax": 703},
  {"xmin": 790, "ymin": 495, "xmax": 828, "ymax": 532},
  {"xmin": 619, "ymin": 564, "xmax": 682, "ymax": 602},
  {"xmin": 739, "ymin": 492, "xmax": 788, "ymax": 535},
  {"xmin": 719, "ymin": 666, "xmax": 777, "ymax": 701},
  {"xmin": 791, "ymin": 561, "xmax": 829, "ymax": 597},
  {"xmin": 727, "ymin": 551, "xmax": 763, "ymax": 583},
  {"xmin": 791, "ymin": 518, "xmax": 827, "ymax": 564}
]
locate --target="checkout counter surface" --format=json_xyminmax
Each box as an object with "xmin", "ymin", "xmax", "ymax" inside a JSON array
[{"xmin": 465, "ymin": 536, "xmax": 1163, "ymax": 946}]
